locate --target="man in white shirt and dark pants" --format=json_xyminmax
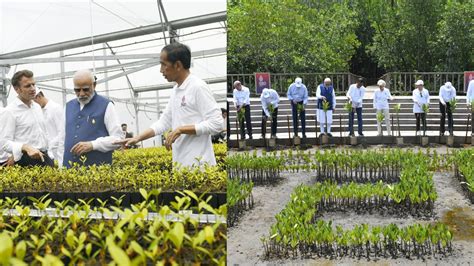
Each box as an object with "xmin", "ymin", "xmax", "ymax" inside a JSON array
[
  {"xmin": 260, "ymin": 88, "xmax": 280, "ymax": 138},
  {"xmin": 3, "ymin": 70, "xmax": 54, "ymax": 167},
  {"xmin": 33, "ymin": 89, "xmax": 64, "ymax": 166},
  {"xmin": 233, "ymin": 80, "xmax": 253, "ymax": 140},
  {"xmin": 346, "ymin": 78, "xmax": 365, "ymax": 136},
  {"xmin": 373, "ymin": 79, "xmax": 393, "ymax": 136},
  {"xmin": 467, "ymin": 79, "xmax": 474, "ymax": 136},
  {"xmin": 61, "ymin": 70, "xmax": 123, "ymax": 168},
  {"xmin": 439, "ymin": 82, "xmax": 456, "ymax": 136},
  {"xmin": 116, "ymin": 42, "xmax": 223, "ymax": 167},
  {"xmin": 412, "ymin": 80, "xmax": 430, "ymax": 136}
]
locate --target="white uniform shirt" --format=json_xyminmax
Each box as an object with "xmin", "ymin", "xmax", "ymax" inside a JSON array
[
  {"xmin": 346, "ymin": 84, "xmax": 365, "ymax": 108},
  {"xmin": 412, "ymin": 88, "xmax": 430, "ymax": 113},
  {"xmin": 260, "ymin": 89, "xmax": 280, "ymax": 117},
  {"xmin": 439, "ymin": 85, "xmax": 456, "ymax": 105},
  {"xmin": 233, "ymin": 86, "xmax": 251, "ymax": 107},
  {"xmin": 57, "ymin": 96, "xmax": 123, "ymax": 166},
  {"xmin": 467, "ymin": 80, "xmax": 474, "ymax": 106},
  {"xmin": 373, "ymin": 88, "xmax": 393, "ymax": 110},
  {"xmin": 4, "ymin": 98, "xmax": 49, "ymax": 162},
  {"xmin": 150, "ymin": 74, "xmax": 223, "ymax": 167},
  {"xmin": 42, "ymin": 100, "xmax": 64, "ymax": 162}
]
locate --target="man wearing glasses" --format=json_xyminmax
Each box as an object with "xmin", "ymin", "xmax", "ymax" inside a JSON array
[
  {"xmin": 2, "ymin": 70, "xmax": 53, "ymax": 167},
  {"xmin": 61, "ymin": 69, "xmax": 122, "ymax": 168}
]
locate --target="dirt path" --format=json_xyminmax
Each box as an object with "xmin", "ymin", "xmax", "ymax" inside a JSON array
[{"xmin": 227, "ymin": 149, "xmax": 474, "ymax": 265}]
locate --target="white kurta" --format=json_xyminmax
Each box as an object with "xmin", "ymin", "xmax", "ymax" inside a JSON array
[
  {"xmin": 41, "ymin": 100, "xmax": 64, "ymax": 162},
  {"xmin": 150, "ymin": 74, "xmax": 223, "ymax": 167},
  {"xmin": 317, "ymin": 110, "xmax": 333, "ymax": 124}
]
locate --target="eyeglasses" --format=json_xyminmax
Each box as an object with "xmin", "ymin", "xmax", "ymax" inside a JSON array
[{"xmin": 74, "ymin": 87, "xmax": 91, "ymax": 93}]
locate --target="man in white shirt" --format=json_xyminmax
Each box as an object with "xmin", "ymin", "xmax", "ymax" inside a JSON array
[
  {"xmin": 0, "ymin": 107, "xmax": 14, "ymax": 167},
  {"xmin": 233, "ymin": 80, "xmax": 252, "ymax": 140},
  {"xmin": 467, "ymin": 79, "xmax": 474, "ymax": 136},
  {"xmin": 61, "ymin": 69, "xmax": 123, "ymax": 168},
  {"xmin": 439, "ymin": 81, "xmax": 456, "ymax": 136},
  {"xmin": 116, "ymin": 42, "xmax": 223, "ymax": 167},
  {"xmin": 412, "ymin": 80, "xmax": 430, "ymax": 136},
  {"xmin": 346, "ymin": 78, "xmax": 365, "ymax": 136},
  {"xmin": 373, "ymin": 79, "xmax": 393, "ymax": 136},
  {"xmin": 288, "ymin": 77, "xmax": 309, "ymax": 138},
  {"xmin": 212, "ymin": 108, "xmax": 227, "ymax": 143},
  {"xmin": 316, "ymin": 78, "xmax": 336, "ymax": 137},
  {"xmin": 33, "ymin": 89, "xmax": 64, "ymax": 165},
  {"xmin": 3, "ymin": 70, "xmax": 54, "ymax": 167},
  {"xmin": 260, "ymin": 88, "xmax": 280, "ymax": 138}
]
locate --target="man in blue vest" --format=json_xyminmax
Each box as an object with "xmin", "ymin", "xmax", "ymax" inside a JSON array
[
  {"xmin": 316, "ymin": 78, "xmax": 336, "ymax": 137},
  {"xmin": 62, "ymin": 69, "xmax": 122, "ymax": 168}
]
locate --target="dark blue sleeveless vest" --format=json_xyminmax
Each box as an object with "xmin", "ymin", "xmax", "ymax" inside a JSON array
[
  {"xmin": 63, "ymin": 93, "xmax": 113, "ymax": 168},
  {"xmin": 317, "ymin": 84, "xmax": 334, "ymax": 110}
]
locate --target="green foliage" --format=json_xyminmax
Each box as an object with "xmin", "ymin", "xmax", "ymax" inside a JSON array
[
  {"xmin": 344, "ymin": 101, "xmax": 353, "ymax": 113},
  {"xmin": 452, "ymin": 148, "xmax": 474, "ymax": 202},
  {"xmin": 227, "ymin": 179, "xmax": 253, "ymax": 227},
  {"xmin": 448, "ymin": 98, "xmax": 457, "ymax": 113},
  {"xmin": 394, "ymin": 103, "xmax": 401, "ymax": 113},
  {"xmin": 422, "ymin": 103, "xmax": 430, "ymax": 114},
  {"xmin": 237, "ymin": 107, "xmax": 245, "ymax": 123},
  {"xmin": 227, "ymin": 151, "xmax": 284, "ymax": 185},
  {"xmin": 322, "ymin": 100, "xmax": 330, "ymax": 112},
  {"xmin": 228, "ymin": 0, "xmax": 360, "ymax": 73},
  {"xmin": 376, "ymin": 111, "xmax": 385, "ymax": 123},
  {"xmin": 0, "ymin": 193, "xmax": 226, "ymax": 264}
]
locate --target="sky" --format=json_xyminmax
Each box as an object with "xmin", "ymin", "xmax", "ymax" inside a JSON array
[{"xmin": 0, "ymin": 0, "xmax": 226, "ymax": 147}]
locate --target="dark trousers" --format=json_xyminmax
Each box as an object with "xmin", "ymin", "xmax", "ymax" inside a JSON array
[
  {"xmin": 261, "ymin": 107, "xmax": 278, "ymax": 137},
  {"xmin": 239, "ymin": 105, "xmax": 252, "ymax": 139},
  {"xmin": 439, "ymin": 102, "xmax": 453, "ymax": 134},
  {"xmin": 348, "ymin": 107, "xmax": 363, "ymax": 135},
  {"xmin": 17, "ymin": 151, "xmax": 54, "ymax": 167},
  {"xmin": 415, "ymin": 113, "xmax": 427, "ymax": 132},
  {"xmin": 291, "ymin": 102, "xmax": 306, "ymax": 135}
]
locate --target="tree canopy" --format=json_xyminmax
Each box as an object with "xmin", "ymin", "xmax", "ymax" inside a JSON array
[{"xmin": 228, "ymin": 0, "xmax": 474, "ymax": 78}]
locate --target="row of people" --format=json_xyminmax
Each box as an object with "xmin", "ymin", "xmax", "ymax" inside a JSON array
[
  {"xmin": 232, "ymin": 78, "xmax": 474, "ymax": 138},
  {"xmin": 1, "ymin": 42, "xmax": 224, "ymax": 168}
]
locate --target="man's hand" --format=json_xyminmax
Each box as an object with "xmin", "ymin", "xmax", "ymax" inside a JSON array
[
  {"xmin": 165, "ymin": 128, "xmax": 182, "ymax": 151},
  {"xmin": 70, "ymin": 141, "xmax": 93, "ymax": 156},
  {"xmin": 22, "ymin": 144, "xmax": 44, "ymax": 162},
  {"xmin": 114, "ymin": 137, "xmax": 140, "ymax": 149},
  {"xmin": 292, "ymin": 100, "xmax": 298, "ymax": 105},
  {"xmin": 5, "ymin": 156, "xmax": 14, "ymax": 166}
]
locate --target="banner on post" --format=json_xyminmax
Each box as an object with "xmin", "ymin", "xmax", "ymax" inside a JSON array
[
  {"xmin": 465, "ymin": 71, "xmax": 474, "ymax": 92},
  {"xmin": 255, "ymin": 72, "xmax": 270, "ymax": 94}
]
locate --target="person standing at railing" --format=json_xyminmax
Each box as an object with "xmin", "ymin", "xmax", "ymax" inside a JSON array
[
  {"xmin": 233, "ymin": 80, "xmax": 253, "ymax": 140},
  {"xmin": 316, "ymin": 78, "xmax": 336, "ymax": 137},
  {"xmin": 439, "ymin": 81, "xmax": 456, "ymax": 136},
  {"xmin": 287, "ymin": 77, "xmax": 308, "ymax": 138},
  {"xmin": 373, "ymin": 79, "xmax": 393, "ymax": 136},
  {"xmin": 346, "ymin": 78, "xmax": 365, "ymax": 136},
  {"xmin": 260, "ymin": 88, "xmax": 280, "ymax": 139},
  {"xmin": 412, "ymin": 80, "xmax": 430, "ymax": 136},
  {"xmin": 467, "ymin": 79, "xmax": 474, "ymax": 136}
]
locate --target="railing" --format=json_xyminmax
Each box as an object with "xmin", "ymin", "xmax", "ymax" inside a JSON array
[
  {"xmin": 227, "ymin": 73, "xmax": 361, "ymax": 97},
  {"xmin": 380, "ymin": 72, "xmax": 466, "ymax": 94}
]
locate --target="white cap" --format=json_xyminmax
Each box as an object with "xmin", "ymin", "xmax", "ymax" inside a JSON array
[
  {"xmin": 445, "ymin": 81, "xmax": 452, "ymax": 88},
  {"xmin": 377, "ymin": 79, "xmax": 386, "ymax": 86},
  {"xmin": 415, "ymin": 80, "xmax": 424, "ymax": 86},
  {"xmin": 263, "ymin": 88, "xmax": 270, "ymax": 98},
  {"xmin": 233, "ymin": 80, "xmax": 241, "ymax": 87},
  {"xmin": 324, "ymin": 78, "xmax": 331, "ymax": 83},
  {"xmin": 295, "ymin": 77, "xmax": 302, "ymax": 87}
]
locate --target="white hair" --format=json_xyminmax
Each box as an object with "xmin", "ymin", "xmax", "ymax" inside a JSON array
[
  {"xmin": 233, "ymin": 80, "xmax": 241, "ymax": 87},
  {"xmin": 73, "ymin": 69, "xmax": 95, "ymax": 83},
  {"xmin": 377, "ymin": 79, "xmax": 386, "ymax": 87}
]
